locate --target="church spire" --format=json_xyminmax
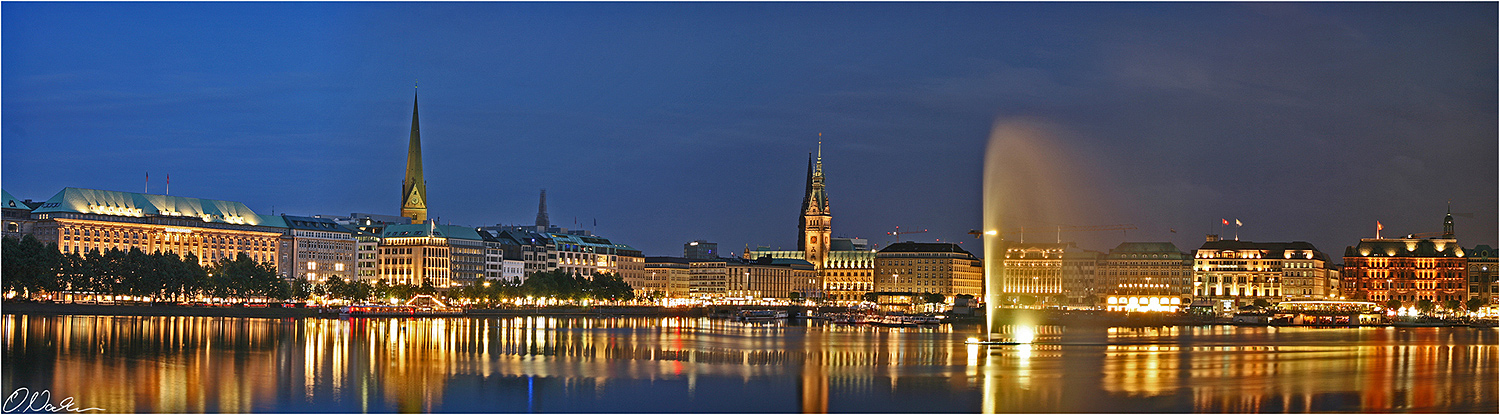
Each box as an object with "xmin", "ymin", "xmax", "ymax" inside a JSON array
[
  {"xmin": 401, "ymin": 87, "xmax": 429, "ymax": 223},
  {"xmin": 1443, "ymin": 200, "xmax": 1454, "ymax": 239},
  {"xmin": 536, "ymin": 189, "xmax": 550, "ymax": 230},
  {"xmin": 800, "ymin": 133, "xmax": 831, "ymax": 270}
]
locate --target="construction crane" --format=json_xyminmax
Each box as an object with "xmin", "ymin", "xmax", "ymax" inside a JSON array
[
  {"xmin": 887, "ymin": 226, "xmax": 929, "ymax": 243},
  {"xmin": 968, "ymin": 224, "xmax": 1137, "ymax": 242}
]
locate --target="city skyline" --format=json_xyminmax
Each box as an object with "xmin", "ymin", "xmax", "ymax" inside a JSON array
[{"xmin": 3, "ymin": 2, "xmax": 1496, "ymax": 258}]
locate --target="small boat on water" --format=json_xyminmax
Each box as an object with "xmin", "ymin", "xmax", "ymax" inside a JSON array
[
  {"xmin": 340, "ymin": 295, "xmax": 463, "ymax": 318},
  {"xmin": 736, "ymin": 309, "xmax": 789, "ymax": 322}
]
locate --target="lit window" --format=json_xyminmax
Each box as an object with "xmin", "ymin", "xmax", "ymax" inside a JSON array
[{"xmin": 308, "ymin": 262, "xmax": 317, "ymax": 270}]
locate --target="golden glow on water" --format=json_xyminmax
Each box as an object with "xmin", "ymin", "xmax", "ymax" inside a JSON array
[{"xmin": 3, "ymin": 315, "xmax": 1496, "ymax": 412}]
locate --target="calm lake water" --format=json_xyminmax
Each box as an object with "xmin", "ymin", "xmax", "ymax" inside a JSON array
[{"xmin": 2, "ymin": 314, "xmax": 1497, "ymax": 413}]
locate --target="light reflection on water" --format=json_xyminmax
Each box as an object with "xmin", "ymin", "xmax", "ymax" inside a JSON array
[{"xmin": 2, "ymin": 315, "xmax": 1496, "ymax": 413}]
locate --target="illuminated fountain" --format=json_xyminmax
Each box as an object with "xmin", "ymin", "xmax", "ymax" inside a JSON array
[{"xmin": 980, "ymin": 119, "xmax": 1078, "ymax": 341}]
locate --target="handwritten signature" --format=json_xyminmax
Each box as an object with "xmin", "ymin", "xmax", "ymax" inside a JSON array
[{"xmin": 3, "ymin": 388, "xmax": 103, "ymax": 413}]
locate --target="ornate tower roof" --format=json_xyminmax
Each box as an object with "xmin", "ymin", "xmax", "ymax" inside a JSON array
[
  {"xmin": 401, "ymin": 89, "xmax": 429, "ymax": 223},
  {"xmin": 1443, "ymin": 202, "xmax": 1455, "ymax": 239},
  {"xmin": 805, "ymin": 138, "xmax": 829, "ymax": 216}
]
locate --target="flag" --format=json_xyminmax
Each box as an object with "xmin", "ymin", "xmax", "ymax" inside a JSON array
[
  {"xmin": 1170, "ymin": 228, "xmax": 1177, "ymax": 233},
  {"xmin": 1235, "ymin": 219, "xmax": 1242, "ymax": 227},
  {"xmin": 1377, "ymin": 221, "xmax": 1383, "ymax": 231},
  {"xmin": 1221, "ymin": 219, "xmax": 1228, "ymax": 226}
]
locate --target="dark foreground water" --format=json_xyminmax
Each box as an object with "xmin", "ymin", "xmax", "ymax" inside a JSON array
[{"xmin": 2, "ymin": 314, "xmax": 1496, "ymax": 413}]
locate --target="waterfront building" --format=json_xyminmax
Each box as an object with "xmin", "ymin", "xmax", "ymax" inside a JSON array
[
  {"xmin": 276, "ymin": 215, "xmax": 356, "ymax": 282},
  {"xmin": 1341, "ymin": 238, "xmax": 1467, "ymax": 306},
  {"xmin": 378, "ymin": 223, "xmax": 488, "ymax": 288},
  {"xmin": 617, "ymin": 245, "xmax": 647, "ymax": 294},
  {"xmin": 28, "ymin": 187, "xmax": 284, "ymax": 267},
  {"xmin": 689, "ymin": 258, "xmax": 728, "ymax": 297},
  {"xmin": 547, "ymin": 232, "xmax": 630, "ymax": 277},
  {"xmin": 347, "ymin": 226, "xmax": 381, "ymax": 282},
  {"xmin": 478, "ymin": 230, "xmax": 510, "ymax": 282},
  {"xmin": 1062, "ymin": 248, "xmax": 1104, "ymax": 305},
  {"xmin": 999, "ymin": 242, "xmax": 1070, "ymax": 304},
  {"xmin": 1191, "ymin": 236, "xmax": 1334, "ymax": 304},
  {"xmin": 684, "ymin": 240, "xmax": 718, "ymax": 259},
  {"xmin": 645, "ymin": 256, "xmax": 691, "ymax": 297},
  {"xmin": 872, "ymin": 242, "xmax": 984, "ymax": 298},
  {"xmin": 483, "ymin": 227, "xmax": 557, "ymax": 274},
  {"xmin": 1101, "ymin": 242, "xmax": 1193, "ymax": 311},
  {"xmin": 2, "ymin": 190, "xmax": 41, "ymax": 240},
  {"xmin": 400, "ymin": 91, "xmax": 430, "ymax": 224},
  {"xmin": 1341, "ymin": 210, "xmax": 1470, "ymax": 307},
  {"xmin": 1467, "ymin": 245, "xmax": 1497, "ymax": 305}
]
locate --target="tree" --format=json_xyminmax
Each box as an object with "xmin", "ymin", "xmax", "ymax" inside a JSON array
[
  {"xmin": 923, "ymin": 293, "xmax": 946, "ymax": 304},
  {"xmin": 1466, "ymin": 297, "xmax": 1487, "ymax": 312},
  {"xmin": 590, "ymin": 272, "xmax": 635, "ymax": 302},
  {"xmin": 862, "ymin": 292, "xmax": 879, "ymax": 303},
  {"xmin": 1444, "ymin": 299, "xmax": 1461, "ymax": 313},
  {"xmin": 1050, "ymin": 294, "xmax": 1069, "ymax": 306},
  {"xmin": 1385, "ymin": 299, "xmax": 1403, "ymax": 310},
  {"xmin": 1253, "ymin": 298, "xmax": 1271, "ymax": 309},
  {"xmin": 1416, "ymin": 299, "xmax": 1435, "ymax": 314}
]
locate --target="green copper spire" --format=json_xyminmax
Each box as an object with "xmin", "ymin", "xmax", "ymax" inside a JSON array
[{"xmin": 402, "ymin": 88, "xmax": 428, "ymax": 223}]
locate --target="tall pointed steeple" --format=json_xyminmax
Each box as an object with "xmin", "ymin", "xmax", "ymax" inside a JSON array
[
  {"xmin": 800, "ymin": 134, "xmax": 831, "ymax": 269},
  {"xmin": 536, "ymin": 189, "xmax": 550, "ymax": 230},
  {"xmin": 797, "ymin": 153, "xmax": 813, "ymax": 251},
  {"xmin": 401, "ymin": 88, "xmax": 429, "ymax": 224},
  {"xmin": 1443, "ymin": 201, "xmax": 1455, "ymax": 239}
]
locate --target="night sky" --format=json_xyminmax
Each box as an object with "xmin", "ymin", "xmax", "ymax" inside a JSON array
[{"xmin": 3, "ymin": 2, "xmax": 1495, "ymax": 258}]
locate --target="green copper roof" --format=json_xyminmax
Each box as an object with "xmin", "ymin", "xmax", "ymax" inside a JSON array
[
  {"xmin": 382, "ymin": 223, "xmax": 483, "ymax": 240},
  {"xmin": 2, "ymin": 189, "xmax": 30, "ymax": 211},
  {"xmin": 30, "ymin": 187, "xmax": 278, "ymax": 227}
]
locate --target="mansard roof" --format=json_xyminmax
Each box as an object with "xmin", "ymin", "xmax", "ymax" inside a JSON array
[{"xmin": 1343, "ymin": 238, "xmax": 1464, "ymax": 258}]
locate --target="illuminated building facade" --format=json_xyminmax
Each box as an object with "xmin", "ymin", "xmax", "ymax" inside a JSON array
[
  {"xmin": 689, "ymin": 258, "xmax": 728, "ymax": 296},
  {"xmin": 873, "ymin": 242, "xmax": 984, "ymax": 298},
  {"xmin": 1191, "ymin": 237, "xmax": 1334, "ymax": 304},
  {"xmin": 1467, "ymin": 245, "xmax": 1496, "ymax": 305},
  {"xmin": 378, "ymin": 224, "xmax": 488, "ymax": 288},
  {"xmin": 546, "ymin": 232, "xmax": 631, "ymax": 277},
  {"xmin": 276, "ymin": 215, "xmax": 356, "ymax": 282},
  {"xmin": 1341, "ymin": 238, "xmax": 1466, "ymax": 306},
  {"xmin": 2, "ymin": 189, "xmax": 40, "ymax": 240},
  {"xmin": 617, "ymin": 246, "xmax": 647, "ymax": 294},
  {"xmin": 1100, "ymin": 242, "xmax": 1192, "ymax": 311},
  {"xmin": 645, "ymin": 256, "xmax": 691, "ymax": 297},
  {"xmin": 400, "ymin": 91, "xmax": 429, "ymax": 224},
  {"xmin": 999, "ymin": 242, "xmax": 1069, "ymax": 303},
  {"xmin": 28, "ymin": 187, "xmax": 283, "ymax": 267}
]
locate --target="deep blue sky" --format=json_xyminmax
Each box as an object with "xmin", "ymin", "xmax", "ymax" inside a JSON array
[{"xmin": 3, "ymin": 2, "xmax": 1496, "ymax": 258}]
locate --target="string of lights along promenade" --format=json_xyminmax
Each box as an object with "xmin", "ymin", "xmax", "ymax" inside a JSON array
[{"xmin": 3, "ymin": 2, "xmax": 1496, "ymax": 414}]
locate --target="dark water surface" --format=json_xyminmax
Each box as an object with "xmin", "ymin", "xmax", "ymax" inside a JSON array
[{"xmin": 2, "ymin": 314, "xmax": 1496, "ymax": 413}]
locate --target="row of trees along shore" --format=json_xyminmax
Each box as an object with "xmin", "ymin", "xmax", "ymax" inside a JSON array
[{"xmin": 2, "ymin": 235, "xmax": 634, "ymax": 305}]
